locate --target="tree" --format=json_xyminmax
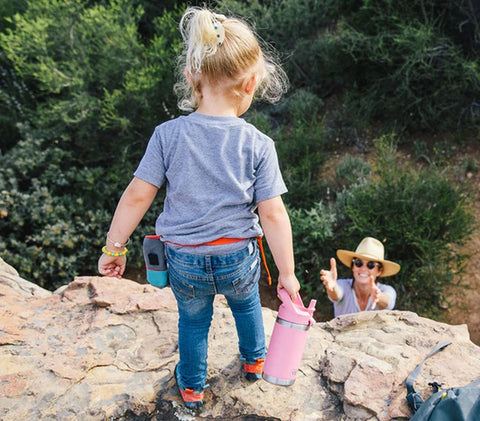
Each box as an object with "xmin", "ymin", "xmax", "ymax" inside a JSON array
[{"xmin": 0, "ymin": 0, "xmax": 181, "ymax": 288}]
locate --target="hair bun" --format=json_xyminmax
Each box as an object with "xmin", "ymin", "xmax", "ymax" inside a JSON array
[{"xmin": 180, "ymin": 8, "xmax": 226, "ymax": 74}]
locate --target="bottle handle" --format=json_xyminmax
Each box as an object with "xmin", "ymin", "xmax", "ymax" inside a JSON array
[
  {"xmin": 278, "ymin": 288, "xmax": 304, "ymax": 308},
  {"xmin": 278, "ymin": 288, "xmax": 316, "ymax": 325}
]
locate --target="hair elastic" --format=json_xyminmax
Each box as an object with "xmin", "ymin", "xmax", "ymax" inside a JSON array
[{"xmin": 212, "ymin": 17, "xmax": 225, "ymax": 46}]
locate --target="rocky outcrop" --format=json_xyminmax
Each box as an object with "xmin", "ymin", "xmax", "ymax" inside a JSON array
[{"xmin": 1, "ymin": 257, "xmax": 480, "ymax": 421}]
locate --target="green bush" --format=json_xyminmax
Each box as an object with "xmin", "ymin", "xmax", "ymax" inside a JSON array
[
  {"xmin": 287, "ymin": 202, "xmax": 336, "ymax": 291},
  {"xmin": 0, "ymin": 0, "xmax": 180, "ymax": 288},
  {"xmin": 0, "ymin": 0, "xmax": 181, "ymax": 163},
  {"xmin": 0, "ymin": 131, "xmax": 100, "ymax": 288},
  {"xmin": 0, "ymin": 125, "xmax": 162, "ymax": 290},
  {"xmin": 219, "ymin": 0, "xmax": 480, "ymax": 132},
  {"xmin": 331, "ymin": 135, "xmax": 474, "ymax": 317},
  {"xmin": 334, "ymin": 154, "xmax": 371, "ymax": 187},
  {"xmin": 272, "ymin": 89, "xmax": 327, "ymax": 209}
]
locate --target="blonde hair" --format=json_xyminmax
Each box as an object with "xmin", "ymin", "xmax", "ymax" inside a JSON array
[{"xmin": 174, "ymin": 7, "xmax": 288, "ymax": 111}]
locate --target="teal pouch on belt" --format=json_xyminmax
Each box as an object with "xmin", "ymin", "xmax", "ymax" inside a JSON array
[{"xmin": 143, "ymin": 235, "xmax": 168, "ymax": 288}]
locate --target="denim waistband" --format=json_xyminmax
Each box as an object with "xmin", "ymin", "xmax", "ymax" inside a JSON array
[
  {"xmin": 165, "ymin": 240, "xmax": 256, "ymax": 268},
  {"xmin": 166, "ymin": 239, "xmax": 250, "ymax": 256}
]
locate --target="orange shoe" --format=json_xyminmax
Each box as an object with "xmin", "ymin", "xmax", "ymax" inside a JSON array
[
  {"xmin": 242, "ymin": 358, "xmax": 264, "ymax": 382},
  {"xmin": 175, "ymin": 364, "xmax": 205, "ymax": 409}
]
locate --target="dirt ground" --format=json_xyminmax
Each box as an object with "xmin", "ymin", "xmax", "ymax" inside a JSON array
[
  {"xmin": 436, "ymin": 141, "xmax": 480, "ymax": 346},
  {"xmin": 443, "ymin": 205, "xmax": 480, "ymax": 346}
]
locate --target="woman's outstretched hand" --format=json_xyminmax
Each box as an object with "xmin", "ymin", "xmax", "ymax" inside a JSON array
[{"xmin": 320, "ymin": 257, "xmax": 338, "ymax": 292}]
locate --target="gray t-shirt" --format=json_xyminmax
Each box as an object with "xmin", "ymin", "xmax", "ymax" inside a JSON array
[
  {"xmin": 134, "ymin": 113, "xmax": 287, "ymax": 253},
  {"xmin": 330, "ymin": 278, "xmax": 397, "ymax": 317}
]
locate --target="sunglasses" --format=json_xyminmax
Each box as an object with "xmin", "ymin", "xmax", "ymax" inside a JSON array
[{"xmin": 353, "ymin": 258, "xmax": 382, "ymax": 270}]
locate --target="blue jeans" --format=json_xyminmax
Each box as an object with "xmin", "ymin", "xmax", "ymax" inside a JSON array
[{"xmin": 166, "ymin": 240, "xmax": 265, "ymax": 390}]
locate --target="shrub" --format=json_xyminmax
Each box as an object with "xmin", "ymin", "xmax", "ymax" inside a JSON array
[
  {"xmin": 0, "ymin": 125, "xmax": 162, "ymax": 290},
  {"xmin": 0, "ymin": 0, "xmax": 181, "ymax": 164},
  {"xmin": 272, "ymin": 89, "xmax": 327, "ymax": 209},
  {"xmin": 334, "ymin": 154, "xmax": 371, "ymax": 187},
  {"xmin": 332, "ymin": 135, "xmax": 474, "ymax": 317},
  {"xmin": 287, "ymin": 201, "xmax": 336, "ymax": 293},
  {"xmin": 0, "ymin": 0, "xmax": 180, "ymax": 289},
  {"xmin": 219, "ymin": 0, "xmax": 480, "ymax": 132}
]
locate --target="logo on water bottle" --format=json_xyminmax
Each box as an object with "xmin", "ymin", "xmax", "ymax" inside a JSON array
[{"xmin": 290, "ymin": 368, "xmax": 297, "ymax": 377}]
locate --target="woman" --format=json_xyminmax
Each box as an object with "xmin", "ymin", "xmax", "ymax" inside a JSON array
[{"xmin": 320, "ymin": 237, "xmax": 400, "ymax": 317}]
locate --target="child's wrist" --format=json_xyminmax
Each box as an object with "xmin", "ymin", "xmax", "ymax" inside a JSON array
[
  {"xmin": 102, "ymin": 245, "xmax": 128, "ymax": 257},
  {"xmin": 278, "ymin": 270, "xmax": 295, "ymax": 278},
  {"xmin": 106, "ymin": 234, "xmax": 130, "ymax": 248}
]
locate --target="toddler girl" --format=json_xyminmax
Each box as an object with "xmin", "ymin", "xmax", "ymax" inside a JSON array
[{"xmin": 98, "ymin": 6, "xmax": 300, "ymax": 409}]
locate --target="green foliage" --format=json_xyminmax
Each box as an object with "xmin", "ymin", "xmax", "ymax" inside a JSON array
[
  {"xmin": 99, "ymin": 7, "xmax": 182, "ymax": 137},
  {"xmin": 287, "ymin": 202, "xmax": 336, "ymax": 295},
  {"xmin": 0, "ymin": 52, "xmax": 32, "ymax": 153},
  {"xmin": 0, "ymin": 0, "xmax": 476, "ymax": 324},
  {"xmin": 332, "ymin": 135, "xmax": 474, "ymax": 316},
  {"xmin": 341, "ymin": 0, "xmax": 480, "ymax": 131},
  {"xmin": 335, "ymin": 154, "xmax": 371, "ymax": 187},
  {"xmin": 0, "ymin": 129, "xmax": 101, "ymax": 288},
  {"xmin": 0, "ymin": 0, "xmax": 181, "ymax": 163},
  {"xmin": 0, "ymin": 1, "xmax": 30, "ymax": 149},
  {"xmin": 0, "ymin": 0, "xmax": 27, "ymax": 32},
  {"xmin": 0, "ymin": 124, "xmax": 162, "ymax": 289},
  {"xmin": 0, "ymin": 0, "xmax": 180, "ymax": 288},
  {"xmin": 272, "ymin": 89, "xmax": 327, "ymax": 209},
  {"xmin": 341, "ymin": 22, "xmax": 479, "ymax": 131},
  {"xmin": 220, "ymin": 0, "xmax": 480, "ymax": 132}
]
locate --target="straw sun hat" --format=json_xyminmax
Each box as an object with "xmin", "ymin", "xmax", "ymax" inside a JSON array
[{"xmin": 336, "ymin": 237, "xmax": 400, "ymax": 277}]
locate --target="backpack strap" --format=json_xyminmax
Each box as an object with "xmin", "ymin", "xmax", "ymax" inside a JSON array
[{"xmin": 406, "ymin": 341, "xmax": 452, "ymax": 412}]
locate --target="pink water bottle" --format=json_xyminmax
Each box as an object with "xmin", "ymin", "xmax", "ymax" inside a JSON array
[{"xmin": 263, "ymin": 288, "xmax": 316, "ymax": 386}]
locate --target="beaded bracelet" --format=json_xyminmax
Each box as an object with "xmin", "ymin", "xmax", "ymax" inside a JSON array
[{"xmin": 102, "ymin": 245, "xmax": 128, "ymax": 257}]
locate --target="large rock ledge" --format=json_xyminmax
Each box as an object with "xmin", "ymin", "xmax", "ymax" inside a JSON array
[{"xmin": 1, "ymin": 257, "xmax": 479, "ymax": 421}]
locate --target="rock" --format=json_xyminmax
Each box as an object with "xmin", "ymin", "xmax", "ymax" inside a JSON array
[{"xmin": 1, "ymin": 256, "xmax": 480, "ymax": 420}]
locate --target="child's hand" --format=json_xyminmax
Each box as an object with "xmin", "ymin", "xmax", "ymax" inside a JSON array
[
  {"xmin": 98, "ymin": 254, "xmax": 126, "ymax": 279},
  {"xmin": 277, "ymin": 273, "xmax": 301, "ymax": 300},
  {"xmin": 320, "ymin": 258, "xmax": 338, "ymax": 293}
]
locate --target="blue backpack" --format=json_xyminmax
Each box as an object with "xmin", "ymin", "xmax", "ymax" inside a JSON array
[{"xmin": 406, "ymin": 341, "xmax": 480, "ymax": 420}]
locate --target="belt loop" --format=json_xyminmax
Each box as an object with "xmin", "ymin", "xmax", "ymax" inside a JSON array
[
  {"xmin": 205, "ymin": 255, "xmax": 213, "ymax": 274},
  {"xmin": 256, "ymin": 236, "xmax": 272, "ymax": 286}
]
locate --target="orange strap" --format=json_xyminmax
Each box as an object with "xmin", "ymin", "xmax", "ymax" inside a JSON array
[
  {"xmin": 165, "ymin": 236, "xmax": 272, "ymax": 286},
  {"xmin": 255, "ymin": 236, "xmax": 272, "ymax": 286},
  {"xmin": 179, "ymin": 388, "xmax": 204, "ymax": 403},
  {"xmin": 244, "ymin": 358, "xmax": 265, "ymax": 374},
  {"xmin": 200, "ymin": 238, "xmax": 245, "ymax": 246}
]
